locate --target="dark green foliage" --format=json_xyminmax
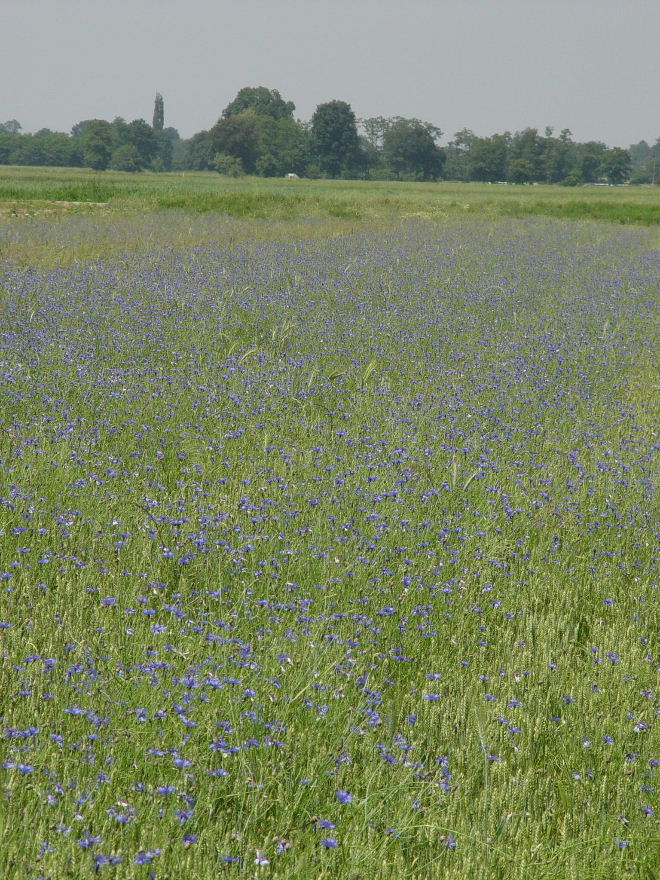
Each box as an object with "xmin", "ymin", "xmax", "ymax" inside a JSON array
[
  {"xmin": 124, "ymin": 118, "xmax": 157, "ymax": 167},
  {"xmin": 152, "ymin": 92, "xmax": 164, "ymax": 132},
  {"xmin": 311, "ymin": 100, "xmax": 360, "ymax": 178},
  {"xmin": 109, "ymin": 144, "xmax": 142, "ymax": 172},
  {"xmin": 213, "ymin": 152, "xmax": 244, "ymax": 177},
  {"xmin": 628, "ymin": 138, "xmax": 659, "ymax": 183},
  {"xmin": 601, "ymin": 147, "xmax": 632, "ymax": 184},
  {"xmin": 180, "ymin": 130, "xmax": 213, "ymax": 170},
  {"xmin": 575, "ymin": 140, "xmax": 608, "ymax": 183},
  {"xmin": 152, "ymin": 128, "xmax": 179, "ymax": 171},
  {"xmin": 0, "ymin": 130, "xmax": 82, "ymax": 167},
  {"xmin": 0, "ymin": 86, "xmax": 651, "ymax": 186},
  {"xmin": 255, "ymin": 115, "xmax": 309, "ymax": 176},
  {"xmin": 469, "ymin": 133, "xmax": 510, "ymax": 181},
  {"xmin": 80, "ymin": 119, "xmax": 114, "ymax": 170},
  {"xmin": 209, "ymin": 110, "xmax": 262, "ymax": 174},
  {"xmin": 382, "ymin": 118, "xmax": 444, "ymax": 180},
  {"xmin": 222, "ymin": 86, "xmax": 295, "ymax": 120},
  {"xmin": 444, "ymin": 129, "xmax": 477, "ymax": 181}
]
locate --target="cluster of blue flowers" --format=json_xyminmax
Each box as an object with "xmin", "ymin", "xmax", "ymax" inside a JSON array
[{"xmin": 1, "ymin": 217, "xmax": 658, "ymax": 875}]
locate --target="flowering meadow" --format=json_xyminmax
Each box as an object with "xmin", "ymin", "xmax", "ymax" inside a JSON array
[{"xmin": 0, "ymin": 213, "xmax": 658, "ymax": 878}]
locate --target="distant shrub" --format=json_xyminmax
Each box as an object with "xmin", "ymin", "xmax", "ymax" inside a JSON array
[{"xmin": 214, "ymin": 153, "xmax": 244, "ymax": 177}]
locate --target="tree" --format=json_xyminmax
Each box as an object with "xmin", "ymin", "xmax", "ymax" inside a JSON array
[
  {"xmin": 358, "ymin": 116, "xmax": 392, "ymax": 150},
  {"xmin": 214, "ymin": 153, "xmax": 244, "ymax": 176},
  {"xmin": 383, "ymin": 118, "xmax": 444, "ymax": 180},
  {"xmin": 223, "ymin": 87, "xmax": 295, "ymax": 121},
  {"xmin": 210, "ymin": 110, "xmax": 261, "ymax": 173},
  {"xmin": 153, "ymin": 126, "xmax": 179, "ymax": 171},
  {"xmin": 79, "ymin": 119, "xmax": 114, "ymax": 170},
  {"xmin": 543, "ymin": 129, "xmax": 576, "ymax": 183},
  {"xmin": 601, "ymin": 147, "xmax": 631, "ymax": 184},
  {"xmin": 110, "ymin": 144, "xmax": 142, "ymax": 172},
  {"xmin": 356, "ymin": 135, "xmax": 381, "ymax": 179},
  {"xmin": 181, "ymin": 130, "xmax": 213, "ymax": 170},
  {"xmin": 152, "ymin": 93, "xmax": 164, "ymax": 132},
  {"xmin": 0, "ymin": 120, "xmax": 21, "ymax": 134},
  {"xmin": 311, "ymin": 100, "xmax": 359, "ymax": 178},
  {"xmin": 125, "ymin": 119, "xmax": 157, "ymax": 168},
  {"xmin": 444, "ymin": 129, "xmax": 476, "ymax": 181},
  {"xmin": 468, "ymin": 134, "xmax": 509, "ymax": 182},
  {"xmin": 575, "ymin": 140, "xmax": 607, "ymax": 183},
  {"xmin": 255, "ymin": 115, "xmax": 309, "ymax": 176},
  {"xmin": 509, "ymin": 128, "xmax": 544, "ymax": 181}
]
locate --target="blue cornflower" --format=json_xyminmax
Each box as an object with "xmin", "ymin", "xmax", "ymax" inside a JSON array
[
  {"xmin": 321, "ymin": 837, "xmax": 339, "ymax": 848},
  {"xmin": 93, "ymin": 853, "xmax": 121, "ymax": 868},
  {"xmin": 336, "ymin": 789, "xmax": 353, "ymax": 803},
  {"xmin": 134, "ymin": 849, "xmax": 160, "ymax": 864}
]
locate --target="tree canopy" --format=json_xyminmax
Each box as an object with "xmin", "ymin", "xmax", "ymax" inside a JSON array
[
  {"xmin": 0, "ymin": 87, "xmax": 651, "ymax": 184},
  {"xmin": 222, "ymin": 87, "xmax": 295, "ymax": 121},
  {"xmin": 382, "ymin": 118, "xmax": 444, "ymax": 180},
  {"xmin": 311, "ymin": 100, "xmax": 359, "ymax": 178}
]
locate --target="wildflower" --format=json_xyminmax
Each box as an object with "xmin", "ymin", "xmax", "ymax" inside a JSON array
[
  {"xmin": 134, "ymin": 849, "xmax": 160, "ymax": 864},
  {"xmin": 336, "ymin": 789, "xmax": 353, "ymax": 803}
]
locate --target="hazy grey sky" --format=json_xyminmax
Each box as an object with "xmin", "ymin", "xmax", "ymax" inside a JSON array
[{"xmin": 4, "ymin": 0, "xmax": 658, "ymax": 145}]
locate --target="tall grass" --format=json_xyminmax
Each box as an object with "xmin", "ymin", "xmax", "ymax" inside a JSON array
[{"xmin": 0, "ymin": 211, "xmax": 658, "ymax": 879}]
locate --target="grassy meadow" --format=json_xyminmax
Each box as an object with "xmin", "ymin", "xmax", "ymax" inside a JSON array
[{"xmin": 0, "ymin": 167, "xmax": 658, "ymax": 879}]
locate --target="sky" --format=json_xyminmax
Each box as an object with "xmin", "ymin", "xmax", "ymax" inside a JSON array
[{"xmin": 4, "ymin": 0, "xmax": 659, "ymax": 146}]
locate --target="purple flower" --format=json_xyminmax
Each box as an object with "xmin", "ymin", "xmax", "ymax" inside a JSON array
[
  {"xmin": 93, "ymin": 853, "xmax": 121, "ymax": 868},
  {"xmin": 336, "ymin": 789, "xmax": 353, "ymax": 803},
  {"xmin": 134, "ymin": 849, "xmax": 160, "ymax": 864},
  {"xmin": 321, "ymin": 837, "xmax": 339, "ymax": 848}
]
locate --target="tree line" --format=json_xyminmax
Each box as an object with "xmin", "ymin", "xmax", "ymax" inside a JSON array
[{"xmin": 1, "ymin": 87, "xmax": 658, "ymax": 185}]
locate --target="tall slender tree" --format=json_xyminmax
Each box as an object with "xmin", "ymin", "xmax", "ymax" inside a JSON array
[{"xmin": 152, "ymin": 93, "xmax": 164, "ymax": 132}]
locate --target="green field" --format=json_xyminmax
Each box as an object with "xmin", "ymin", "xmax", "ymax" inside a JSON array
[
  {"xmin": 0, "ymin": 169, "xmax": 658, "ymax": 879},
  {"xmin": 1, "ymin": 165, "xmax": 658, "ymax": 268}
]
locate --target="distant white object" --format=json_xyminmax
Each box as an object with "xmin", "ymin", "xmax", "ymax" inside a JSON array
[{"xmin": 285, "ymin": 173, "xmax": 299, "ymax": 179}]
